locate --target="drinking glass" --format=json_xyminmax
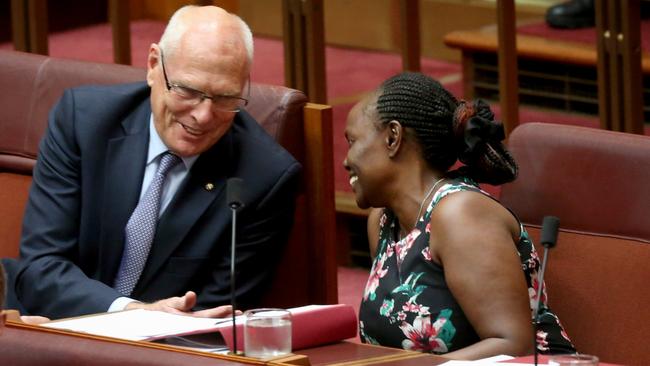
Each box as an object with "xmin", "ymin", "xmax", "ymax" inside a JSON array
[
  {"xmin": 549, "ymin": 354, "xmax": 599, "ymax": 366},
  {"xmin": 244, "ymin": 308, "xmax": 292, "ymax": 358}
]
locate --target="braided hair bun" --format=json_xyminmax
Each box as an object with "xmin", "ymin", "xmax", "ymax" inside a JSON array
[{"xmin": 452, "ymin": 99, "xmax": 518, "ymax": 185}]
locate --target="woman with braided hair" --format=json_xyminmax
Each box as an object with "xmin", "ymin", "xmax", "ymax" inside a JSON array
[{"xmin": 344, "ymin": 72, "xmax": 575, "ymax": 359}]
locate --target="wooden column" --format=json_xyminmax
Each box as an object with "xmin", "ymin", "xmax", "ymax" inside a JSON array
[
  {"xmin": 27, "ymin": 0, "xmax": 48, "ymax": 55},
  {"xmin": 109, "ymin": 0, "xmax": 131, "ymax": 65},
  {"xmin": 399, "ymin": 0, "xmax": 420, "ymax": 72},
  {"xmin": 595, "ymin": 0, "xmax": 643, "ymax": 134},
  {"xmin": 303, "ymin": 103, "xmax": 337, "ymax": 304},
  {"xmin": 10, "ymin": 0, "xmax": 28, "ymax": 52},
  {"xmin": 11, "ymin": 0, "xmax": 48, "ymax": 55},
  {"xmin": 496, "ymin": 0, "xmax": 519, "ymax": 136},
  {"xmin": 282, "ymin": 0, "xmax": 327, "ymax": 104}
]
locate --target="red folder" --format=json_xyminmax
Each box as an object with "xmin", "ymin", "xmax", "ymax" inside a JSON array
[{"xmin": 218, "ymin": 304, "xmax": 358, "ymax": 352}]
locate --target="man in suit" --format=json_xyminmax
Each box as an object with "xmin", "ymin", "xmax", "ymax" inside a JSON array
[{"xmin": 10, "ymin": 5, "xmax": 300, "ymax": 319}]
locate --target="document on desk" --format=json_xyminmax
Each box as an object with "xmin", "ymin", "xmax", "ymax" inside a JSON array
[
  {"xmin": 42, "ymin": 304, "xmax": 358, "ymax": 351},
  {"xmin": 439, "ymin": 354, "xmax": 545, "ymax": 365},
  {"xmin": 43, "ymin": 309, "xmax": 235, "ymax": 342}
]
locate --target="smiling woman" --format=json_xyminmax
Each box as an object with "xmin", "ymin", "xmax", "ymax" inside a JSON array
[{"xmin": 344, "ymin": 72, "xmax": 576, "ymax": 360}]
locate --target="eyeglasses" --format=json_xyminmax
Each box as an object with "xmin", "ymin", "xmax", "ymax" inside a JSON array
[{"xmin": 159, "ymin": 50, "xmax": 249, "ymax": 113}]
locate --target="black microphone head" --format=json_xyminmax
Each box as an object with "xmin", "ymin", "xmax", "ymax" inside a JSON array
[
  {"xmin": 226, "ymin": 177, "xmax": 244, "ymax": 209},
  {"xmin": 540, "ymin": 216, "xmax": 560, "ymax": 248}
]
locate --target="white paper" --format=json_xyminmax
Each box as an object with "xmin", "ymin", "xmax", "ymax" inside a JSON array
[
  {"xmin": 41, "ymin": 304, "xmax": 332, "ymax": 342},
  {"xmin": 43, "ymin": 309, "xmax": 236, "ymax": 341},
  {"xmin": 440, "ymin": 360, "xmax": 548, "ymax": 366},
  {"xmin": 439, "ymin": 362, "xmax": 547, "ymax": 366},
  {"xmin": 438, "ymin": 354, "xmax": 546, "ymax": 366},
  {"xmin": 478, "ymin": 355, "xmax": 515, "ymax": 362}
]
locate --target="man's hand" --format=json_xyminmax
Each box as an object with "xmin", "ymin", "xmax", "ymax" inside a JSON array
[
  {"xmin": 124, "ymin": 291, "xmax": 241, "ymax": 318},
  {"xmin": 20, "ymin": 315, "xmax": 51, "ymax": 325},
  {"xmin": 1, "ymin": 310, "xmax": 51, "ymax": 325}
]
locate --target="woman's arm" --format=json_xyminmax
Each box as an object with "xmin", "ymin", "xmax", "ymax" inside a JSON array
[{"xmin": 429, "ymin": 191, "xmax": 532, "ymax": 360}]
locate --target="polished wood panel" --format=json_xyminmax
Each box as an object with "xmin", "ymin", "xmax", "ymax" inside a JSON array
[
  {"xmin": 399, "ymin": 0, "xmax": 421, "ymax": 72},
  {"xmin": 10, "ymin": 0, "xmax": 28, "ymax": 51},
  {"xmin": 304, "ymin": 103, "xmax": 337, "ymax": 303},
  {"xmin": 282, "ymin": 0, "xmax": 327, "ymax": 104},
  {"xmin": 595, "ymin": 0, "xmax": 644, "ymax": 133},
  {"xmin": 10, "ymin": 0, "xmax": 48, "ymax": 55},
  {"xmin": 110, "ymin": 0, "xmax": 131, "ymax": 65},
  {"xmin": 0, "ymin": 321, "xmax": 263, "ymax": 366},
  {"xmin": 496, "ymin": 0, "xmax": 519, "ymax": 136}
]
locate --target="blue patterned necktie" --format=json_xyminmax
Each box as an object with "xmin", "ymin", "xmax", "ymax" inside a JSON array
[{"xmin": 114, "ymin": 152, "xmax": 182, "ymax": 296}]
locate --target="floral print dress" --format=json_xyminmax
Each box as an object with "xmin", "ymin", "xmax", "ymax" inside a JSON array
[{"xmin": 358, "ymin": 179, "xmax": 576, "ymax": 355}]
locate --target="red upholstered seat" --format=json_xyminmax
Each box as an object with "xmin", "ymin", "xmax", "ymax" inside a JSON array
[
  {"xmin": 525, "ymin": 226, "xmax": 650, "ymax": 366},
  {"xmin": 499, "ymin": 123, "xmax": 650, "ymax": 365}
]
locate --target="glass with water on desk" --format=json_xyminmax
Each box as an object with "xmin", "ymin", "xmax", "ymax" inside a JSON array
[
  {"xmin": 244, "ymin": 308, "xmax": 292, "ymax": 358},
  {"xmin": 549, "ymin": 354, "xmax": 599, "ymax": 365}
]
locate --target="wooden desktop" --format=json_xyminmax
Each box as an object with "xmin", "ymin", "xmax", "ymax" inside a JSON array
[{"xmin": 0, "ymin": 319, "xmax": 446, "ymax": 366}]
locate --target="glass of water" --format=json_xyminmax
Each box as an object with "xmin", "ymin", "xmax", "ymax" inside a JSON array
[
  {"xmin": 549, "ymin": 354, "xmax": 599, "ymax": 365},
  {"xmin": 244, "ymin": 308, "xmax": 292, "ymax": 359}
]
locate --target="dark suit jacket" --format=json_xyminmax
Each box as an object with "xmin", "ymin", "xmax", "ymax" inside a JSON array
[{"xmin": 14, "ymin": 82, "xmax": 301, "ymax": 319}]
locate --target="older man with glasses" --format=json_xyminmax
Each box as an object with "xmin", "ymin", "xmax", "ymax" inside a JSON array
[{"xmin": 6, "ymin": 5, "xmax": 301, "ymax": 320}]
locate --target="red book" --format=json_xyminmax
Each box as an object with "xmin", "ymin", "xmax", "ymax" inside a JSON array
[{"xmin": 218, "ymin": 304, "xmax": 358, "ymax": 352}]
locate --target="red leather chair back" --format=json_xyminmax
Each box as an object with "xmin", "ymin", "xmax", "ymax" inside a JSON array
[
  {"xmin": 0, "ymin": 50, "xmax": 146, "ymax": 174},
  {"xmin": 0, "ymin": 51, "xmax": 146, "ymax": 259},
  {"xmin": 526, "ymin": 226, "xmax": 650, "ymax": 366},
  {"xmin": 501, "ymin": 122, "xmax": 650, "ymax": 242}
]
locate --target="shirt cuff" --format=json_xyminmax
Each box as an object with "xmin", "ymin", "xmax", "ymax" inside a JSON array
[{"xmin": 108, "ymin": 296, "xmax": 138, "ymax": 312}]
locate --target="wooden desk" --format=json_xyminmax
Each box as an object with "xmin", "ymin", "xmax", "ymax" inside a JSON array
[
  {"xmin": 0, "ymin": 321, "xmax": 446, "ymax": 366},
  {"xmin": 0, "ymin": 321, "xmax": 255, "ymax": 366},
  {"xmin": 298, "ymin": 342, "xmax": 445, "ymax": 366}
]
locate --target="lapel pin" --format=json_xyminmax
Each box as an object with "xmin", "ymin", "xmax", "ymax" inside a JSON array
[{"xmin": 205, "ymin": 183, "xmax": 215, "ymax": 191}]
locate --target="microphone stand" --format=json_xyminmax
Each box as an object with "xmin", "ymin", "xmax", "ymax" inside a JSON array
[
  {"xmin": 533, "ymin": 216, "xmax": 559, "ymax": 366},
  {"xmin": 533, "ymin": 247, "xmax": 550, "ymax": 366},
  {"xmin": 227, "ymin": 178, "xmax": 244, "ymax": 355},
  {"xmin": 230, "ymin": 203, "xmax": 239, "ymax": 355}
]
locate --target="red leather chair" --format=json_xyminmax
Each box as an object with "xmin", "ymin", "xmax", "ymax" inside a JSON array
[
  {"xmin": 499, "ymin": 123, "xmax": 650, "ymax": 365},
  {"xmin": 0, "ymin": 51, "xmax": 146, "ymax": 259}
]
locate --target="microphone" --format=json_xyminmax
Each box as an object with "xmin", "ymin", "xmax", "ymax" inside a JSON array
[
  {"xmin": 227, "ymin": 177, "xmax": 244, "ymax": 355},
  {"xmin": 533, "ymin": 216, "xmax": 560, "ymax": 366},
  {"xmin": 227, "ymin": 178, "xmax": 244, "ymax": 210},
  {"xmin": 540, "ymin": 216, "xmax": 559, "ymax": 249}
]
